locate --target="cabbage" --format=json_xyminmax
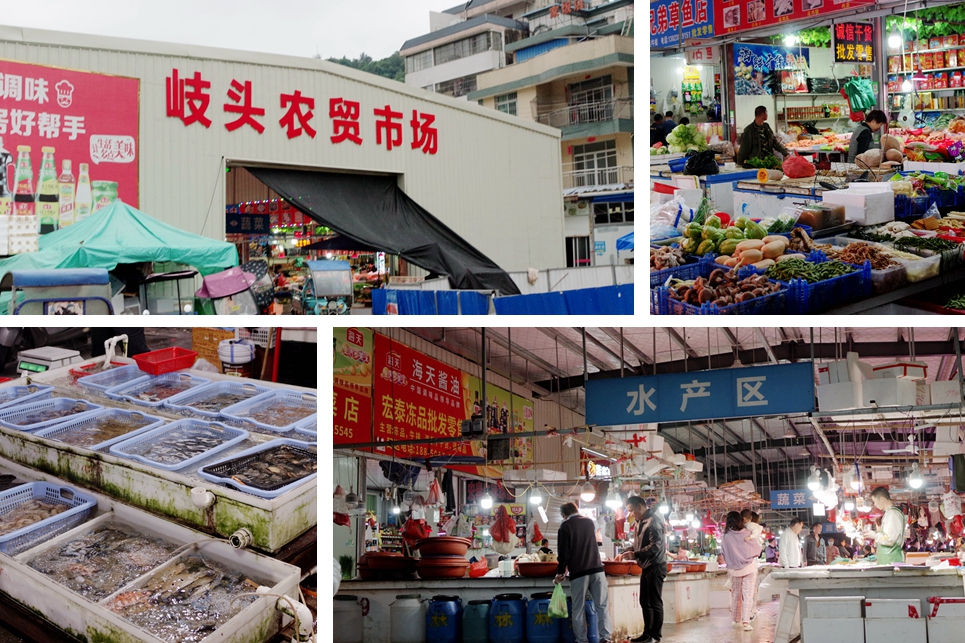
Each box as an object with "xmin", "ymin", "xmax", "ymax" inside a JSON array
[{"xmin": 666, "ymin": 124, "xmax": 708, "ymax": 154}]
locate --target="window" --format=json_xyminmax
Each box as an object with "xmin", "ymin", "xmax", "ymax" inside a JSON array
[
  {"xmin": 405, "ymin": 49, "xmax": 433, "ymax": 74},
  {"xmin": 435, "ymin": 74, "xmax": 478, "ymax": 97},
  {"xmin": 593, "ymin": 201, "xmax": 634, "ymax": 225},
  {"xmin": 566, "ymin": 236, "xmax": 591, "ymax": 267},
  {"xmin": 567, "ymin": 75, "xmax": 614, "ymax": 123},
  {"xmin": 495, "ymin": 92, "xmax": 518, "ymax": 116},
  {"xmin": 434, "ymin": 32, "xmax": 493, "ymax": 66},
  {"xmin": 572, "ymin": 140, "xmax": 617, "ymax": 186}
]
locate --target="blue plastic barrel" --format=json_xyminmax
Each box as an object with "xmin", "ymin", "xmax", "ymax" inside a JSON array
[
  {"xmin": 426, "ymin": 595, "xmax": 463, "ymax": 643},
  {"xmin": 527, "ymin": 592, "xmax": 561, "ymax": 643},
  {"xmin": 560, "ymin": 597, "xmax": 599, "ymax": 643},
  {"xmin": 489, "ymin": 593, "xmax": 526, "ymax": 643},
  {"xmin": 463, "ymin": 600, "xmax": 490, "ymax": 643}
]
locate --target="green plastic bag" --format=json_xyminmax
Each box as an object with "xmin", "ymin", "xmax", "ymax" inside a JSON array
[
  {"xmin": 843, "ymin": 78, "xmax": 875, "ymax": 112},
  {"xmin": 548, "ymin": 582, "xmax": 568, "ymax": 619}
]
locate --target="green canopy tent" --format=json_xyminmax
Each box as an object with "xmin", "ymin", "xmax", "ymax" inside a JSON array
[{"xmin": 0, "ymin": 200, "xmax": 238, "ymax": 280}]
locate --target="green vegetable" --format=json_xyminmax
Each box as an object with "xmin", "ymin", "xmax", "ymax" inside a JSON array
[
  {"xmin": 733, "ymin": 216, "xmax": 750, "ymax": 230},
  {"xmin": 681, "ymin": 238, "xmax": 698, "ymax": 254},
  {"xmin": 724, "ymin": 228, "xmax": 745, "ymax": 240},
  {"xmin": 765, "ymin": 258, "xmax": 856, "ymax": 283},
  {"xmin": 719, "ymin": 239, "xmax": 740, "ymax": 255},
  {"xmin": 696, "ymin": 240, "xmax": 716, "ymax": 256},
  {"xmin": 693, "ymin": 198, "xmax": 712, "ymax": 225},
  {"xmin": 666, "ymin": 124, "xmax": 709, "ymax": 154},
  {"xmin": 746, "ymin": 155, "xmax": 782, "ymax": 170},
  {"xmin": 946, "ymin": 294, "xmax": 965, "ymax": 310},
  {"xmin": 745, "ymin": 222, "xmax": 767, "ymax": 240},
  {"xmin": 685, "ymin": 222, "xmax": 704, "ymax": 239},
  {"xmin": 894, "ymin": 237, "xmax": 959, "ymax": 251},
  {"xmin": 705, "ymin": 214, "xmax": 722, "ymax": 229},
  {"xmin": 701, "ymin": 227, "xmax": 725, "ymax": 242}
]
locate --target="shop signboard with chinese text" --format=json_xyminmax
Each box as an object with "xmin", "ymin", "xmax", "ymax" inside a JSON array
[
  {"xmin": 685, "ymin": 40, "xmax": 721, "ymax": 65},
  {"xmin": 733, "ymin": 44, "xmax": 810, "ymax": 96},
  {"xmin": 333, "ymin": 327, "xmax": 374, "ymax": 444},
  {"xmin": 770, "ymin": 489, "xmax": 812, "ymax": 509},
  {"xmin": 585, "ymin": 362, "xmax": 815, "ymax": 426},
  {"xmin": 715, "ymin": 0, "xmax": 875, "ymax": 37},
  {"xmin": 225, "ymin": 213, "xmax": 270, "ymax": 235},
  {"xmin": 164, "ymin": 68, "xmax": 439, "ymax": 154},
  {"xmin": 0, "ymin": 60, "xmax": 139, "ymax": 228},
  {"xmin": 650, "ymin": 0, "xmax": 714, "ymax": 49},
  {"xmin": 834, "ymin": 23, "xmax": 875, "ymax": 63}
]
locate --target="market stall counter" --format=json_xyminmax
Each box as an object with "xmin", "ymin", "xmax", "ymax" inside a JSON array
[
  {"xmin": 651, "ymin": 165, "xmax": 760, "ymax": 216},
  {"xmin": 337, "ymin": 570, "xmax": 711, "ymax": 643}
]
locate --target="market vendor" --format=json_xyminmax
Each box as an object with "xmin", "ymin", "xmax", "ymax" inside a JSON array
[
  {"xmin": 869, "ymin": 486, "xmax": 906, "ymax": 565},
  {"xmin": 847, "ymin": 110, "xmax": 888, "ymax": 165},
  {"xmin": 651, "ymin": 114, "xmax": 668, "ymax": 147},
  {"xmin": 736, "ymin": 106, "xmax": 789, "ymax": 168}
]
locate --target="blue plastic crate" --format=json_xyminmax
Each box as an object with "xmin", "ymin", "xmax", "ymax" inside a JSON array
[
  {"xmin": 294, "ymin": 416, "xmax": 316, "ymax": 438},
  {"xmin": 0, "ymin": 384, "xmax": 53, "ymax": 410},
  {"xmin": 109, "ymin": 419, "xmax": 248, "ymax": 471},
  {"xmin": 650, "ymin": 256, "xmax": 709, "ymax": 289},
  {"xmin": 781, "ymin": 260, "xmax": 873, "ymax": 314},
  {"xmin": 0, "ymin": 482, "xmax": 97, "ymax": 555},
  {"xmin": 927, "ymin": 186, "xmax": 960, "ymax": 209},
  {"xmin": 668, "ymin": 157, "xmax": 687, "ymax": 172},
  {"xmin": 162, "ymin": 380, "xmax": 274, "ymax": 419},
  {"xmin": 76, "ymin": 364, "xmax": 150, "ymax": 393},
  {"xmin": 105, "ymin": 372, "xmax": 211, "ymax": 408},
  {"xmin": 895, "ymin": 194, "xmax": 933, "ymax": 220},
  {"xmin": 33, "ymin": 408, "xmax": 167, "ymax": 452},
  {"xmin": 219, "ymin": 389, "xmax": 316, "ymax": 432},
  {"xmin": 197, "ymin": 439, "xmax": 317, "ymax": 499},
  {"xmin": 0, "ymin": 398, "xmax": 104, "ymax": 432},
  {"xmin": 653, "ymin": 284, "xmax": 787, "ymax": 315}
]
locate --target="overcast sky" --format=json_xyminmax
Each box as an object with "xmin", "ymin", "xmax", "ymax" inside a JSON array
[{"xmin": 1, "ymin": 0, "xmax": 459, "ymax": 61}]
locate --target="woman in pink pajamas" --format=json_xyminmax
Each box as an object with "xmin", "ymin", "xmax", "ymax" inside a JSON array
[{"xmin": 720, "ymin": 511, "xmax": 763, "ymax": 631}]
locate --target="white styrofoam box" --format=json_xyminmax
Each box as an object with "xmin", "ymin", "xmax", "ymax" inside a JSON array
[
  {"xmin": 503, "ymin": 468, "xmax": 567, "ymax": 484},
  {"xmin": 864, "ymin": 598, "xmax": 923, "ymax": 619},
  {"xmin": 861, "ymin": 376, "xmax": 917, "ymax": 407},
  {"xmin": 816, "ymin": 363, "xmax": 831, "ymax": 385},
  {"xmin": 928, "ymin": 597, "xmax": 965, "ymax": 619},
  {"xmin": 916, "ymin": 382, "xmax": 931, "ymax": 406},
  {"xmin": 775, "ymin": 592, "xmax": 801, "ymax": 643},
  {"xmin": 928, "ymin": 619, "xmax": 965, "ymax": 643},
  {"xmin": 873, "ymin": 361, "xmax": 928, "ymax": 380},
  {"xmin": 931, "ymin": 381, "xmax": 964, "ymax": 405},
  {"xmin": 904, "ymin": 160, "xmax": 965, "ymax": 174},
  {"xmin": 643, "ymin": 457, "xmax": 667, "ymax": 476},
  {"xmin": 806, "ymin": 596, "xmax": 865, "ymax": 619},
  {"xmin": 865, "ymin": 619, "xmax": 926, "ymax": 640},
  {"xmin": 682, "ymin": 460, "xmax": 703, "ymax": 472},
  {"xmin": 820, "ymin": 187, "xmax": 895, "ymax": 225},
  {"xmin": 933, "ymin": 424, "xmax": 964, "ymax": 457},
  {"xmin": 817, "ymin": 381, "xmax": 860, "ymax": 411},
  {"xmin": 803, "ymin": 618, "xmax": 865, "ymax": 642},
  {"xmin": 609, "ymin": 429, "xmax": 664, "ymax": 453}
]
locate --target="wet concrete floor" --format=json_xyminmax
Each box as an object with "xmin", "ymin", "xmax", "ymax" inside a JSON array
[{"xmin": 654, "ymin": 601, "xmax": 780, "ymax": 643}]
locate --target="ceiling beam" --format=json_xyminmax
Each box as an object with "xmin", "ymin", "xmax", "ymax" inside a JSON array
[
  {"xmin": 751, "ymin": 417, "xmax": 793, "ymax": 461},
  {"xmin": 755, "ymin": 329, "xmax": 779, "ymax": 364},
  {"xmin": 664, "ymin": 328, "xmax": 700, "ymax": 359},
  {"xmin": 598, "ymin": 328, "xmax": 655, "ymax": 366},
  {"xmin": 580, "ymin": 328, "xmax": 640, "ymax": 374},
  {"xmin": 721, "ymin": 328, "xmax": 742, "ymax": 351},
  {"xmin": 470, "ymin": 328, "xmax": 569, "ymax": 379},
  {"xmin": 693, "ymin": 436, "xmax": 817, "ymax": 457},
  {"xmin": 535, "ymin": 328, "xmax": 613, "ymax": 373}
]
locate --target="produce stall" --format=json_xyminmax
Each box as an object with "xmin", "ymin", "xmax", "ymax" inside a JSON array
[{"xmin": 0, "ymin": 334, "xmax": 317, "ymax": 643}]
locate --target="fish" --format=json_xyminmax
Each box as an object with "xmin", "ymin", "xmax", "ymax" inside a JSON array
[
  {"xmin": 127, "ymin": 427, "xmax": 231, "ymax": 465},
  {"xmin": 53, "ymin": 416, "xmax": 155, "ymax": 448},
  {"xmin": 10, "ymin": 404, "xmax": 90, "ymax": 426},
  {"xmin": 0, "ymin": 500, "xmax": 68, "ymax": 536},
  {"xmin": 129, "ymin": 381, "xmax": 199, "ymax": 403},
  {"xmin": 183, "ymin": 392, "xmax": 254, "ymax": 412},
  {"xmin": 240, "ymin": 399, "xmax": 315, "ymax": 426}
]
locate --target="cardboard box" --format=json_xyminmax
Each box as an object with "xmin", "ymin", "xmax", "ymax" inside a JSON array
[
  {"xmin": 948, "ymin": 50, "xmax": 959, "ymax": 68},
  {"xmin": 921, "ymin": 52, "xmax": 933, "ymax": 70},
  {"xmin": 861, "ymin": 376, "xmax": 917, "ymax": 407},
  {"xmin": 946, "ymin": 34, "xmax": 961, "ymax": 48},
  {"xmin": 817, "ymin": 381, "xmax": 860, "ymax": 411},
  {"xmin": 873, "ymin": 361, "xmax": 928, "ymax": 380},
  {"xmin": 816, "ymin": 363, "xmax": 831, "ymax": 385},
  {"xmin": 931, "ymin": 37, "xmax": 944, "ymax": 50},
  {"xmin": 930, "ymin": 381, "xmax": 963, "ymax": 405}
]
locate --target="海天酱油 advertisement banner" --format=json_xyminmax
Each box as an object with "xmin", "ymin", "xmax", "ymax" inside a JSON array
[
  {"xmin": 333, "ymin": 327, "xmax": 374, "ymax": 445},
  {"xmin": 0, "ymin": 60, "xmax": 139, "ymax": 232},
  {"xmin": 715, "ymin": 0, "xmax": 875, "ymax": 37}
]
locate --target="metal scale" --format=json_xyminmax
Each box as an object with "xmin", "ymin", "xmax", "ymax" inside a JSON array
[{"xmin": 16, "ymin": 346, "xmax": 83, "ymax": 374}]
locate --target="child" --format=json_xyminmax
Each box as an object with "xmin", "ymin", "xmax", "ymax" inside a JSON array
[{"xmin": 742, "ymin": 509, "xmax": 764, "ymax": 543}]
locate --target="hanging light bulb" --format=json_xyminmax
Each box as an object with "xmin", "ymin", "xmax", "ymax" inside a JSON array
[
  {"xmin": 901, "ymin": 78, "xmax": 913, "ymax": 92},
  {"xmin": 807, "ymin": 466, "xmax": 822, "ymax": 491},
  {"xmin": 844, "ymin": 498, "xmax": 855, "ymax": 511},
  {"xmin": 606, "ymin": 488, "xmax": 622, "ymax": 509},
  {"xmin": 403, "ymin": 487, "xmax": 416, "ymax": 504},
  {"xmin": 691, "ymin": 518, "xmax": 701, "ymax": 529},
  {"xmin": 908, "ymin": 463, "xmax": 924, "ymax": 489},
  {"xmin": 530, "ymin": 486, "xmax": 542, "ymax": 505},
  {"xmin": 659, "ymin": 500, "xmax": 670, "ymax": 515},
  {"xmin": 685, "ymin": 511, "xmax": 694, "ymax": 523},
  {"xmin": 391, "ymin": 502, "xmax": 401, "ymax": 515},
  {"xmin": 888, "ymin": 32, "xmax": 901, "ymax": 48},
  {"xmin": 480, "ymin": 491, "xmax": 494, "ymax": 509},
  {"xmin": 581, "ymin": 481, "xmax": 596, "ymax": 502},
  {"xmin": 850, "ymin": 464, "xmax": 862, "ymax": 491},
  {"xmin": 345, "ymin": 486, "xmax": 358, "ymax": 508},
  {"xmin": 784, "ymin": 34, "xmax": 798, "ymax": 47},
  {"xmin": 668, "ymin": 507, "xmax": 680, "ymax": 526}
]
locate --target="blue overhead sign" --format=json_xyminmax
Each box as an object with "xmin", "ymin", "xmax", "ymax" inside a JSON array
[
  {"xmin": 770, "ymin": 489, "xmax": 812, "ymax": 509},
  {"xmin": 226, "ymin": 213, "xmax": 270, "ymax": 234},
  {"xmin": 650, "ymin": 0, "xmax": 714, "ymax": 49},
  {"xmin": 585, "ymin": 362, "xmax": 815, "ymax": 426}
]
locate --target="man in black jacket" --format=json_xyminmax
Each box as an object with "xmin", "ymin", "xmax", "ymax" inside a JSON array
[
  {"xmin": 623, "ymin": 496, "xmax": 667, "ymax": 643},
  {"xmin": 555, "ymin": 502, "xmax": 612, "ymax": 643}
]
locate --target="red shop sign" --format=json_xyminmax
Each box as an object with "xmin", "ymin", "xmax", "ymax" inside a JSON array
[{"xmin": 715, "ymin": 0, "xmax": 875, "ymax": 36}]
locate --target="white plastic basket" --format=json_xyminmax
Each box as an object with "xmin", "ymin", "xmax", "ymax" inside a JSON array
[{"xmin": 234, "ymin": 327, "xmax": 276, "ymax": 349}]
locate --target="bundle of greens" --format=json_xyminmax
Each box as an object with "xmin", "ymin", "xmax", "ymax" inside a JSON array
[
  {"xmin": 666, "ymin": 124, "xmax": 708, "ymax": 154},
  {"xmin": 746, "ymin": 155, "xmax": 782, "ymax": 170}
]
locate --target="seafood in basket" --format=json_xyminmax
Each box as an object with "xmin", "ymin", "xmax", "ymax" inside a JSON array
[
  {"xmin": 122, "ymin": 427, "xmax": 233, "ymax": 466},
  {"xmin": 200, "ymin": 442, "xmax": 317, "ymax": 495},
  {"xmin": 0, "ymin": 398, "xmax": 103, "ymax": 430},
  {"xmin": 182, "ymin": 392, "xmax": 250, "ymax": 412},
  {"xmin": 220, "ymin": 390, "xmax": 316, "ymax": 431},
  {"xmin": 109, "ymin": 419, "xmax": 249, "ymax": 471},
  {"xmin": 28, "ymin": 523, "xmax": 180, "ymax": 601},
  {"xmin": 0, "ymin": 499, "xmax": 68, "ymax": 536},
  {"xmin": 104, "ymin": 554, "xmax": 267, "ymax": 643},
  {"xmin": 38, "ymin": 412, "xmax": 163, "ymax": 449}
]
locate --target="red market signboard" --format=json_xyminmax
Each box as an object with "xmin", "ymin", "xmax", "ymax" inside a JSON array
[
  {"xmin": 0, "ymin": 60, "xmax": 139, "ymax": 225},
  {"xmin": 715, "ymin": 0, "xmax": 875, "ymax": 36},
  {"xmin": 834, "ymin": 23, "xmax": 876, "ymax": 63},
  {"xmin": 165, "ymin": 68, "xmax": 439, "ymax": 154},
  {"xmin": 333, "ymin": 327, "xmax": 374, "ymax": 445}
]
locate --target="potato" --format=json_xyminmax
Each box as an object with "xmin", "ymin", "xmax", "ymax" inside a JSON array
[
  {"xmin": 751, "ymin": 259, "xmax": 776, "ymax": 270},
  {"xmin": 735, "ymin": 239, "xmax": 765, "ymax": 253},
  {"xmin": 738, "ymin": 249, "xmax": 764, "ymax": 266},
  {"xmin": 885, "ymin": 149, "xmax": 903, "ymax": 162},
  {"xmin": 762, "ymin": 241, "xmax": 785, "ymax": 260},
  {"xmin": 762, "ymin": 235, "xmax": 790, "ymax": 248}
]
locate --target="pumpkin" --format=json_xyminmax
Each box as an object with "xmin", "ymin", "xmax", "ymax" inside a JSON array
[{"xmin": 855, "ymin": 148, "xmax": 882, "ymax": 168}]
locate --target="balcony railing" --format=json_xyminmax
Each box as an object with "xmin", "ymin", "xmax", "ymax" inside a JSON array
[
  {"xmin": 562, "ymin": 164, "xmax": 633, "ymax": 189},
  {"xmin": 536, "ymin": 98, "xmax": 633, "ymax": 129}
]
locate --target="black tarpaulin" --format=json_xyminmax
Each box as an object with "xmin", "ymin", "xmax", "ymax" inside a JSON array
[
  {"xmin": 247, "ymin": 168, "xmax": 520, "ymax": 295},
  {"xmin": 304, "ymin": 235, "xmax": 376, "ymax": 252}
]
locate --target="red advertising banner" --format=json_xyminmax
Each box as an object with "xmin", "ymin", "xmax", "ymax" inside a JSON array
[
  {"xmin": 333, "ymin": 327, "xmax": 374, "ymax": 445},
  {"xmin": 715, "ymin": 0, "xmax": 875, "ymax": 36},
  {"xmin": 373, "ymin": 333, "xmax": 469, "ymax": 460},
  {"xmin": 0, "ymin": 60, "xmax": 139, "ymax": 230}
]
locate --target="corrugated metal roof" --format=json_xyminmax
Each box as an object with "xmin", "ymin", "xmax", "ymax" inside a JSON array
[{"xmin": 400, "ymin": 14, "xmax": 527, "ymax": 52}]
